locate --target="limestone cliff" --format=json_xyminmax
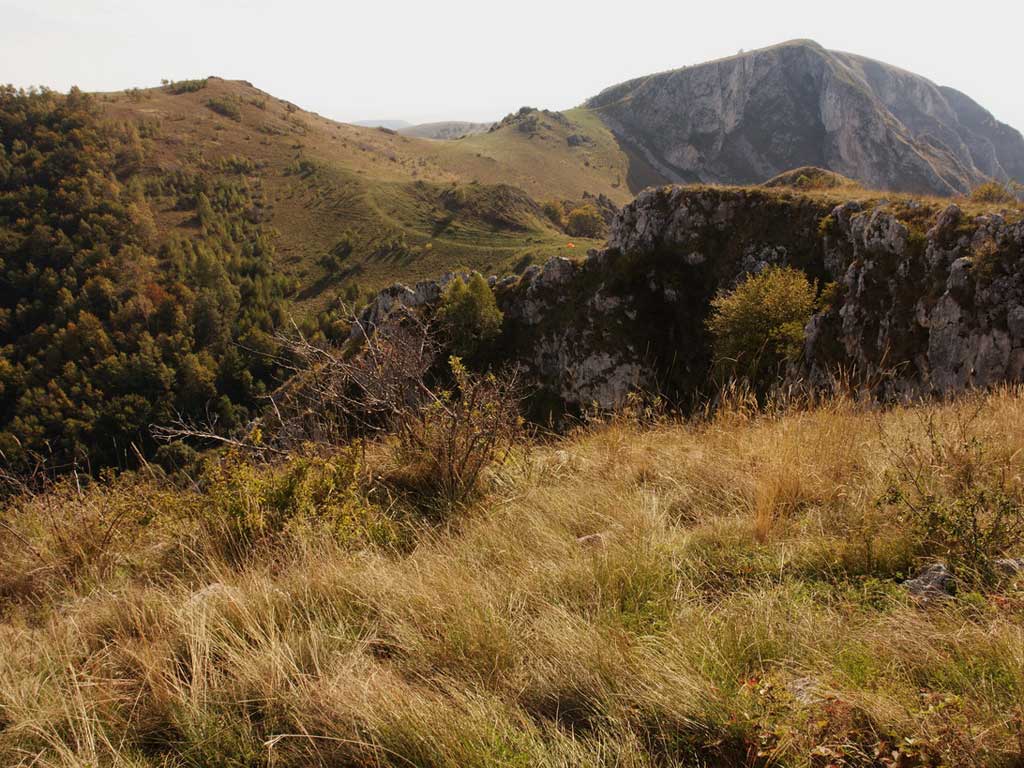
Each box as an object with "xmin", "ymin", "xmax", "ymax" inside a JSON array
[
  {"xmin": 584, "ymin": 40, "xmax": 1024, "ymax": 196},
  {"xmin": 355, "ymin": 186, "xmax": 1024, "ymax": 411}
]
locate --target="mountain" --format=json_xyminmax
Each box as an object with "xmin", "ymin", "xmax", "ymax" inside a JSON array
[
  {"xmin": 399, "ymin": 121, "xmax": 493, "ymax": 140},
  {"xmin": 585, "ymin": 39, "xmax": 1024, "ymax": 196},
  {"xmin": 4, "ymin": 56, "xmax": 1021, "ymax": 472}
]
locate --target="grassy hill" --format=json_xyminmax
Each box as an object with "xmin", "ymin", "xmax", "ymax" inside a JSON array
[
  {"xmin": 2, "ymin": 387, "xmax": 1024, "ymax": 766},
  {"xmin": 97, "ymin": 79, "xmax": 663, "ymax": 312}
]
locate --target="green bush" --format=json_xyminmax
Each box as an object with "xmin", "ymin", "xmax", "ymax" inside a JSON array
[
  {"xmin": 204, "ymin": 448, "xmax": 392, "ymax": 553},
  {"xmin": 167, "ymin": 78, "xmax": 208, "ymax": 94},
  {"xmin": 565, "ymin": 204, "xmax": 605, "ymax": 238},
  {"xmin": 435, "ymin": 273, "xmax": 503, "ymax": 359},
  {"xmin": 969, "ymin": 181, "xmax": 1016, "ymax": 204},
  {"xmin": 206, "ymin": 96, "xmax": 242, "ymax": 122},
  {"xmin": 320, "ymin": 230, "xmax": 356, "ymax": 271},
  {"xmin": 542, "ymin": 200, "xmax": 566, "ymax": 229},
  {"xmin": 707, "ymin": 266, "xmax": 816, "ymax": 387},
  {"xmin": 880, "ymin": 412, "xmax": 1024, "ymax": 588}
]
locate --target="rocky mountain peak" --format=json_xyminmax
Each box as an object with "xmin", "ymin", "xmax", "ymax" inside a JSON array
[{"xmin": 586, "ymin": 41, "xmax": 1024, "ymax": 196}]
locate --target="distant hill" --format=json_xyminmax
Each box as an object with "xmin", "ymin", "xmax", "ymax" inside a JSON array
[
  {"xmin": 351, "ymin": 119, "xmax": 412, "ymax": 130},
  {"xmin": 585, "ymin": 39, "xmax": 1024, "ymax": 196},
  {"xmin": 399, "ymin": 121, "xmax": 494, "ymax": 140},
  {"xmin": 97, "ymin": 80, "xmax": 629, "ymax": 315}
]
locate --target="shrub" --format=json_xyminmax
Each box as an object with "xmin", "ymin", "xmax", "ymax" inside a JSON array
[
  {"xmin": 286, "ymin": 157, "xmax": 322, "ymax": 176},
  {"xmin": 215, "ymin": 154, "xmax": 258, "ymax": 174},
  {"xmin": 206, "ymin": 96, "xmax": 242, "ymax": 122},
  {"xmin": 707, "ymin": 266, "xmax": 816, "ymax": 387},
  {"xmin": 565, "ymin": 204, "xmax": 605, "ymax": 238},
  {"xmin": 167, "ymin": 78, "xmax": 208, "ymax": 94},
  {"xmin": 435, "ymin": 273, "xmax": 503, "ymax": 359},
  {"xmin": 542, "ymin": 200, "xmax": 566, "ymax": 229},
  {"xmin": 320, "ymin": 231, "xmax": 355, "ymax": 271},
  {"xmin": 389, "ymin": 357, "xmax": 522, "ymax": 510},
  {"xmin": 204, "ymin": 447, "xmax": 391, "ymax": 554},
  {"xmin": 880, "ymin": 409, "xmax": 1024, "ymax": 587},
  {"xmin": 275, "ymin": 318, "xmax": 521, "ymax": 512},
  {"xmin": 969, "ymin": 181, "xmax": 1016, "ymax": 205}
]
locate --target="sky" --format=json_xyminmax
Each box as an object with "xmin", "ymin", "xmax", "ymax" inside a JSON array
[{"xmin": 2, "ymin": 0, "xmax": 1022, "ymax": 132}]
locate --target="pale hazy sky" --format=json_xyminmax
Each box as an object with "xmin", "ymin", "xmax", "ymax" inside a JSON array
[{"xmin": 2, "ymin": 0, "xmax": 1022, "ymax": 132}]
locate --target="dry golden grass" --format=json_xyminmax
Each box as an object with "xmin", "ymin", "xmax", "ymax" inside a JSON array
[{"xmin": 3, "ymin": 390, "xmax": 1024, "ymax": 766}]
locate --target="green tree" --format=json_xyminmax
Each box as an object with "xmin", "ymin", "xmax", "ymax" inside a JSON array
[
  {"xmin": 706, "ymin": 266, "xmax": 816, "ymax": 387},
  {"xmin": 435, "ymin": 274, "xmax": 503, "ymax": 359},
  {"xmin": 0, "ymin": 86, "xmax": 290, "ymax": 471}
]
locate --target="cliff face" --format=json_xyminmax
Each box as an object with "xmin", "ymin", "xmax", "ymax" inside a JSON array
[
  {"xmin": 356, "ymin": 186, "xmax": 1024, "ymax": 411},
  {"xmin": 584, "ymin": 40, "xmax": 1024, "ymax": 196}
]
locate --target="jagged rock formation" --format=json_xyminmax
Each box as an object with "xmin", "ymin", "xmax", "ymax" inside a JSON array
[
  {"xmin": 807, "ymin": 197, "xmax": 1024, "ymax": 394},
  {"xmin": 355, "ymin": 186, "xmax": 1024, "ymax": 412},
  {"xmin": 585, "ymin": 40, "xmax": 1024, "ymax": 196}
]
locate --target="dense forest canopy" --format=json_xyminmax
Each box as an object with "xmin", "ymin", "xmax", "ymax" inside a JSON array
[{"xmin": 0, "ymin": 85, "xmax": 292, "ymax": 471}]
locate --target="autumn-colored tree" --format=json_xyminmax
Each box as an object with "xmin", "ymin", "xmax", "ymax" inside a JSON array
[{"xmin": 565, "ymin": 204, "xmax": 605, "ymax": 238}]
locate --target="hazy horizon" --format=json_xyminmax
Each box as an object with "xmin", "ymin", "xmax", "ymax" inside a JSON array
[{"xmin": 2, "ymin": 0, "xmax": 1023, "ymax": 133}]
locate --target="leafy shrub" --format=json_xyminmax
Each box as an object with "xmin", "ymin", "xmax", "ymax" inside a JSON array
[
  {"xmin": 286, "ymin": 157, "xmax": 321, "ymax": 176},
  {"xmin": 880, "ymin": 410, "xmax": 1024, "ymax": 587},
  {"xmin": 215, "ymin": 154, "xmax": 258, "ymax": 174},
  {"xmin": 389, "ymin": 357, "xmax": 522, "ymax": 510},
  {"xmin": 204, "ymin": 448, "xmax": 391, "ymax": 554},
  {"xmin": 542, "ymin": 200, "xmax": 566, "ymax": 229},
  {"xmin": 969, "ymin": 181, "xmax": 1016, "ymax": 204},
  {"xmin": 707, "ymin": 266, "xmax": 816, "ymax": 387},
  {"xmin": 565, "ymin": 204, "xmax": 605, "ymax": 238},
  {"xmin": 167, "ymin": 78, "xmax": 208, "ymax": 95},
  {"xmin": 320, "ymin": 230, "xmax": 356, "ymax": 270},
  {"xmin": 435, "ymin": 273, "xmax": 503, "ymax": 359},
  {"xmin": 206, "ymin": 96, "xmax": 242, "ymax": 122}
]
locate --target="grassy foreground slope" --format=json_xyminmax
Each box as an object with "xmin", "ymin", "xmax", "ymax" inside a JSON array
[
  {"xmin": 3, "ymin": 389, "xmax": 1024, "ymax": 766},
  {"xmin": 98, "ymin": 80, "xmax": 651, "ymax": 308}
]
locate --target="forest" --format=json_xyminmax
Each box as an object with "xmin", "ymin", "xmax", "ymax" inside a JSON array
[{"xmin": 0, "ymin": 85, "xmax": 293, "ymax": 473}]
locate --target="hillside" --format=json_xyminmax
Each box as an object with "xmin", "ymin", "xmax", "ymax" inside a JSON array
[
  {"xmin": 585, "ymin": 39, "xmax": 1024, "ymax": 196},
  {"xmin": 97, "ymin": 80, "xmax": 639, "ymax": 312},
  {"xmin": 89, "ymin": 43, "xmax": 1024, "ymax": 321},
  {"xmin": 3, "ymin": 385, "xmax": 1024, "ymax": 766},
  {"xmin": 5, "ymin": 44, "xmax": 1024, "ymax": 768}
]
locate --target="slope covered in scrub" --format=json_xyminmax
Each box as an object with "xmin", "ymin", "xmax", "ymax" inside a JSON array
[{"xmin": 2, "ymin": 388, "xmax": 1024, "ymax": 766}]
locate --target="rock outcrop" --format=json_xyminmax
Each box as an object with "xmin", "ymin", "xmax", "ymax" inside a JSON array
[
  {"xmin": 356, "ymin": 185, "xmax": 1024, "ymax": 412},
  {"xmin": 585, "ymin": 40, "xmax": 1024, "ymax": 196}
]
